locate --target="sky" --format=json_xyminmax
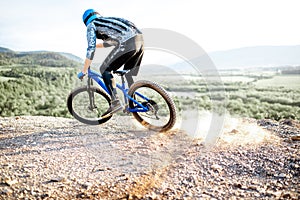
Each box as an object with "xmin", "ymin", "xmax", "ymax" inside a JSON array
[{"xmin": 1, "ymin": 0, "xmax": 300, "ymax": 64}]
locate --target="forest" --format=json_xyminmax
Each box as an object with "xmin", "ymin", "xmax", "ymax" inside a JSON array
[{"xmin": 0, "ymin": 49, "xmax": 81, "ymax": 117}]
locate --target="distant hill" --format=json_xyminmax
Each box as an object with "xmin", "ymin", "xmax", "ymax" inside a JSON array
[
  {"xmin": 0, "ymin": 47, "xmax": 13, "ymax": 53},
  {"xmin": 0, "ymin": 47, "xmax": 82, "ymax": 67},
  {"xmin": 209, "ymin": 45, "xmax": 300, "ymax": 69},
  {"xmin": 164, "ymin": 45, "xmax": 300, "ymax": 75},
  {"xmin": 59, "ymin": 52, "xmax": 83, "ymax": 64}
]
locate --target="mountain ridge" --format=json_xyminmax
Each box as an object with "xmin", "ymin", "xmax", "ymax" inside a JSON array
[
  {"xmin": 0, "ymin": 47, "xmax": 14, "ymax": 53},
  {"xmin": 209, "ymin": 45, "xmax": 300, "ymax": 69},
  {"xmin": 2, "ymin": 45, "xmax": 300, "ymax": 70},
  {"xmin": 0, "ymin": 47, "xmax": 82, "ymax": 68}
]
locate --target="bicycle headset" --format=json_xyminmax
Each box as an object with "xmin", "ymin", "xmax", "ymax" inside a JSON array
[{"xmin": 83, "ymin": 9, "xmax": 101, "ymax": 26}]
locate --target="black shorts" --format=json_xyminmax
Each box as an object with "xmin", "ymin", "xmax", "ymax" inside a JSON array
[{"xmin": 100, "ymin": 34, "xmax": 144, "ymax": 76}]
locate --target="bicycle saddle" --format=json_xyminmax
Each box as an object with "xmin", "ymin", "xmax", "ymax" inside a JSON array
[{"xmin": 114, "ymin": 70, "xmax": 129, "ymax": 76}]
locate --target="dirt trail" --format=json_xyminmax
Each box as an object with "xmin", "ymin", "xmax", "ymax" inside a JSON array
[{"xmin": 0, "ymin": 115, "xmax": 299, "ymax": 199}]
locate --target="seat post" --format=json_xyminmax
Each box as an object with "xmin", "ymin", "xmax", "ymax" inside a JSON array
[
  {"xmin": 114, "ymin": 70, "xmax": 129, "ymax": 88},
  {"xmin": 121, "ymin": 75, "xmax": 126, "ymax": 87}
]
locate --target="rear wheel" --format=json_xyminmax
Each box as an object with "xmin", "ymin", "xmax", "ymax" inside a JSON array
[
  {"xmin": 128, "ymin": 80, "xmax": 176, "ymax": 132},
  {"xmin": 67, "ymin": 86, "xmax": 112, "ymax": 125}
]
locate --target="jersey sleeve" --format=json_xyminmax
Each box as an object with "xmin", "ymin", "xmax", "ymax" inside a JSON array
[{"xmin": 86, "ymin": 24, "xmax": 97, "ymax": 60}]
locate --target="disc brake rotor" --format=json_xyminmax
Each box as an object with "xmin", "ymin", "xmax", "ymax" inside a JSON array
[{"xmin": 141, "ymin": 100, "xmax": 160, "ymax": 119}]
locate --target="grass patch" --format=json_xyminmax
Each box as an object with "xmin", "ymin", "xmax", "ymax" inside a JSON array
[{"xmin": 255, "ymin": 75, "xmax": 300, "ymax": 89}]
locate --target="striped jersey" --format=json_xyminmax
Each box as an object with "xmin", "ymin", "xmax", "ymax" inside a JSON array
[{"xmin": 86, "ymin": 16, "xmax": 142, "ymax": 60}]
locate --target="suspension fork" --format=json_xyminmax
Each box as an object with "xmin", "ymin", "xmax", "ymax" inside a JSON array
[
  {"xmin": 120, "ymin": 76, "xmax": 131, "ymax": 113},
  {"xmin": 87, "ymin": 77, "xmax": 96, "ymax": 110},
  {"xmin": 121, "ymin": 76, "xmax": 128, "ymax": 105}
]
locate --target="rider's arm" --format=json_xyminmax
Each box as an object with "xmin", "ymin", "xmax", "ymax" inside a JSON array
[
  {"xmin": 82, "ymin": 58, "xmax": 92, "ymax": 74},
  {"xmin": 81, "ymin": 25, "xmax": 117, "ymax": 75},
  {"xmin": 96, "ymin": 43, "xmax": 104, "ymax": 48},
  {"xmin": 81, "ymin": 42, "xmax": 109, "ymax": 73},
  {"xmin": 81, "ymin": 24, "xmax": 96, "ymax": 74},
  {"xmin": 96, "ymin": 40, "xmax": 116, "ymax": 48},
  {"xmin": 86, "ymin": 24, "xmax": 96, "ymax": 60}
]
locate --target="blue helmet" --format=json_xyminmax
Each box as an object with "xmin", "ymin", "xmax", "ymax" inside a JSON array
[{"xmin": 82, "ymin": 9, "xmax": 101, "ymax": 26}]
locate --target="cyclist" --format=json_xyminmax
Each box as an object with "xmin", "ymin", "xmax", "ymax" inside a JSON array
[{"xmin": 78, "ymin": 9, "xmax": 144, "ymax": 117}]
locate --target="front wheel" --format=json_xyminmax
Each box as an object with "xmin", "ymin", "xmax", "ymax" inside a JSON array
[
  {"xmin": 128, "ymin": 80, "xmax": 177, "ymax": 132},
  {"xmin": 67, "ymin": 86, "xmax": 112, "ymax": 125}
]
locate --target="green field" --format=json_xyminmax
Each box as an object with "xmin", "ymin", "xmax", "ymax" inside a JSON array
[
  {"xmin": 0, "ymin": 76, "xmax": 16, "ymax": 81},
  {"xmin": 255, "ymin": 75, "xmax": 300, "ymax": 89},
  {"xmin": 151, "ymin": 72, "xmax": 300, "ymax": 121}
]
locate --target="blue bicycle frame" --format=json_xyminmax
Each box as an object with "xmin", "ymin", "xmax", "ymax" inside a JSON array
[{"xmin": 87, "ymin": 68, "xmax": 150, "ymax": 113}]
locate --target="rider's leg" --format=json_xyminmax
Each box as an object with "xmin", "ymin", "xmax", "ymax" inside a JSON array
[
  {"xmin": 99, "ymin": 36, "xmax": 143, "ymax": 117},
  {"xmin": 102, "ymin": 71, "xmax": 118, "ymax": 100},
  {"xmin": 123, "ymin": 46, "xmax": 144, "ymax": 88},
  {"xmin": 101, "ymin": 51, "xmax": 135, "ymax": 98},
  {"xmin": 100, "ymin": 52, "xmax": 136, "ymax": 117},
  {"xmin": 100, "ymin": 70, "xmax": 123, "ymax": 117}
]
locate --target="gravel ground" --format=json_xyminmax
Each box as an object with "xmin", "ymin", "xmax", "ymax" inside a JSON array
[{"xmin": 0, "ymin": 115, "xmax": 299, "ymax": 199}]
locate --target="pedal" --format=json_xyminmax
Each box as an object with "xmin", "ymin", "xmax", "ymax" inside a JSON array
[{"xmin": 123, "ymin": 108, "xmax": 130, "ymax": 114}]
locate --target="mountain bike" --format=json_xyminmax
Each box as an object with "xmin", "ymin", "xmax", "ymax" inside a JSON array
[{"xmin": 67, "ymin": 68, "xmax": 177, "ymax": 132}]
